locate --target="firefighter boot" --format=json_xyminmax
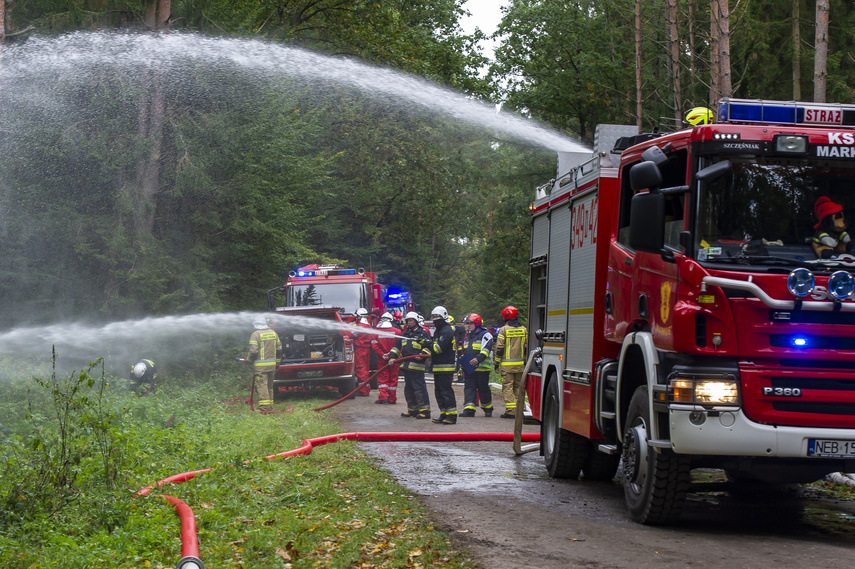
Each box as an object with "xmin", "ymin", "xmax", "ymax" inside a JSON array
[
  {"xmin": 441, "ymin": 413, "xmax": 458, "ymax": 425},
  {"xmin": 460, "ymin": 408, "xmax": 476, "ymax": 418},
  {"xmin": 431, "ymin": 414, "xmax": 446, "ymax": 424},
  {"xmin": 401, "ymin": 410, "xmax": 418, "ymax": 418},
  {"xmin": 483, "ymin": 409, "xmax": 492, "ymax": 417},
  {"xmin": 415, "ymin": 410, "xmax": 431, "ymax": 420}
]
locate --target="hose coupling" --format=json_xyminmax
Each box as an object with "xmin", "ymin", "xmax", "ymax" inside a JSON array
[{"xmin": 177, "ymin": 555, "xmax": 204, "ymax": 569}]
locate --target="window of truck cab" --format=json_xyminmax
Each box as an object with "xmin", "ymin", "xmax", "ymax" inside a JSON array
[
  {"xmin": 617, "ymin": 148, "xmax": 688, "ymax": 251},
  {"xmin": 693, "ymin": 156, "xmax": 855, "ymax": 264}
]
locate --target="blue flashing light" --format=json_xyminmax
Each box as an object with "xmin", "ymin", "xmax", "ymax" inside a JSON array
[
  {"xmin": 792, "ymin": 337, "xmax": 809, "ymax": 348},
  {"xmin": 718, "ymin": 98, "xmax": 855, "ymax": 126},
  {"xmin": 296, "ymin": 270, "xmax": 314, "ymax": 277}
]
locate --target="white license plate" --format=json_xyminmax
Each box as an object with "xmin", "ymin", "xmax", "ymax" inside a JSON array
[
  {"xmin": 297, "ymin": 370, "xmax": 324, "ymax": 379},
  {"xmin": 808, "ymin": 439, "xmax": 855, "ymax": 458}
]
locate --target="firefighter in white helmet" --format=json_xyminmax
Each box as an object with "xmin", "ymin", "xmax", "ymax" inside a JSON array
[
  {"xmin": 384, "ymin": 311, "xmax": 432, "ymax": 418},
  {"xmin": 130, "ymin": 358, "xmax": 157, "ymax": 395},
  {"xmin": 371, "ymin": 312, "xmax": 401, "ymax": 404},
  {"xmin": 246, "ymin": 316, "xmax": 282, "ymax": 412},
  {"xmin": 353, "ymin": 307, "xmax": 374, "ymax": 396},
  {"xmin": 429, "ymin": 306, "xmax": 458, "ymax": 424}
]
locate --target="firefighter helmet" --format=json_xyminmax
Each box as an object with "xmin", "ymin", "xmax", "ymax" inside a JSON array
[
  {"xmin": 501, "ymin": 306, "xmax": 519, "ymax": 320},
  {"xmin": 685, "ymin": 106, "xmax": 714, "ymax": 126},
  {"xmin": 132, "ymin": 361, "xmax": 149, "ymax": 378},
  {"xmin": 380, "ymin": 311, "xmax": 393, "ymax": 321},
  {"xmin": 253, "ymin": 317, "xmax": 268, "ymax": 330},
  {"xmin": 356, "ymin": 308, "xmax": 368, "ymax": 317},
  {"xmin": 393, "ymin": 311, "xmax": 403, "ymax": 320},
  {"xmin": 404, "ymin": 311, "xmax": 419, "ymax": 322},
  {"xmin": 431, "ymin": 306, "xmax": 449, "ymax": 322},
  {"xmin": 448, "ymin": 314, "xmax": 455, "ymax": 323},
  {"xmin": 463, "ymin": 313, "xmax": 482, "ymax": 327}
]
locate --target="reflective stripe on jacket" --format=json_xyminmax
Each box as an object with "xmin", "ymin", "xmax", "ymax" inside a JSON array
[
  {"xmin": 494, "ymin": 323, "xmax": 527, "ymax": 372},
  {"xmin": 462, "ymin": 326, "xmax": 493, "ymax": 371},
  {"xmin": 248, "ymin": 328, "xmax": 282, "ymax": 371},
  {"xmin": 431, "ymin": 321, "xmax": 456, "ymax": 373},
  {"xmin": 389, "ymin": 325, "xmax": 432, "ymax": 371}
]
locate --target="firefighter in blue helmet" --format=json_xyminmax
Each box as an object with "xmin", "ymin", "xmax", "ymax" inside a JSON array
[{"xmin": 459, "ymin": 313, "xmax": 494, "ymax": 417}]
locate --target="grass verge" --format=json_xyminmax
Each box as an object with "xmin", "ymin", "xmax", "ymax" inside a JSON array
[{"xmin": 0, "ymin": 358, "xmax": 478, "ymax": 568}]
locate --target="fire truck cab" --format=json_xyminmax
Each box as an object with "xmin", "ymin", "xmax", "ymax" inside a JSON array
[{"xmin": 526, "ymin": 99, "xmax": 855, "ymax": 524}]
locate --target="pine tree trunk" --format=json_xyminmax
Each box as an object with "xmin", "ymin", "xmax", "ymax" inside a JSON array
[
  {"xmin": 688, "ymin": 0, "xmax": 697, "ymax": 96},
  {"xmin": 635, "ymin": 0, "xmax": 643, "ymax": 131},
  {"xmin": 669, "ymin": 0, "xmax": 682, "ymax": 125},
  {"xmin": 793, "ymin": 0, "xmax": 801, "ymax": 100},
  {"xmin": 718, "ymin": 0, "xmax": 732, "ymax": 98},
  {"xmin": 814, "ymin": 0, "xmax": 829, "ymax": 103},
  {"xmin": 709, "ymin": 0, "xmax": 721, "ymax": 104}
]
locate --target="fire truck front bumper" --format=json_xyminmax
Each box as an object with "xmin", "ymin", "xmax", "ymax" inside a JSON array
[{"xmin": 668, "ymin": 404, "xmax": 855, "ymax": 459}]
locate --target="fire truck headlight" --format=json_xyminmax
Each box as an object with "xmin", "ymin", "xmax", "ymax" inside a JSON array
[
  {"xmin": 787, "ymin": 268, "xmax": 815, "ymax": 297},
  {"xmin": 670, "ymin": 378, "xmax": 739, "ymax": 406},
  {"xmin": 774, "ymin": 134, "xmax": 807, "ymax": 154},
  {"xmin": 828, "ymin": 271, "xmax": 855, "ymax": 300}
]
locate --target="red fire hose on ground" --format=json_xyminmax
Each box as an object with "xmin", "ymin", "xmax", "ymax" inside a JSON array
[{"xmin": 138, "ymin": 430, "xmax": 541, "ymax": 569}]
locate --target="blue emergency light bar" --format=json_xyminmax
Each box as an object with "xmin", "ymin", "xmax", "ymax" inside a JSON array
[
  {"xmin": 718, "ymin": 98, "xmax": 855, "ymax": 126},
  {"xmin": 294, "ymin": 269, "xmax": 357, "ymax": 277}
]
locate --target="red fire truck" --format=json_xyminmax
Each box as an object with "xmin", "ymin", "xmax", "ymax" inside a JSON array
[
  {"xmin": 268, "ymin": 264, "xmax": 386, "ymax": 321},
  {"xmin": 526, "ymin": 98, "xmax": 855, "ymax": 524}
]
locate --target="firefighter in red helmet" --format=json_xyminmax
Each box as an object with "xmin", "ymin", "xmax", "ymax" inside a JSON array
[
  {"xmin": 459, "ymin": 313, "xmax": 494, "ymax": 417},
  {"xmin": 494, "ymin": 305, "xmax": 528, "ymax": 419}
]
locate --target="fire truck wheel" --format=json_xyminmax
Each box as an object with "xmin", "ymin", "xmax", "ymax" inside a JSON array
[
  {"xmin": 542, "ymin": 377, "xmax": 588, "ymax": 478},
  {"xmin": 339, "ymin": 376, "xmax": 357, "ymax": 399},
  {"xmin": 621, "ymin": 385, "xmax": 690, "ymax": 524}
]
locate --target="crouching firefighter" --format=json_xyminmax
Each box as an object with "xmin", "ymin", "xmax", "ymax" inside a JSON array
[
  {"xmin": 385, "ymin": 311, "xmax": 432, "ymax": 419},
  {"xmin": 429, "ymin": 306, "xmax": 458, "ymax": 424},
  {"xmin": 130, "ymin": 359, "xmax": 157, "ymax": 395},
  {"xmin": 247, "ymin": 317, "xmax": 282, "ymax": 412}
]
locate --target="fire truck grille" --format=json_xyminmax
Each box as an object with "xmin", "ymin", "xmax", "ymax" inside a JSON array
[
  {"xmin": 772, "ymin": 401, "xmax": 855, "ymax": 415},
  {"xmin": 772, "ymin": 377, "xmax": 855, "ymax": 416}
]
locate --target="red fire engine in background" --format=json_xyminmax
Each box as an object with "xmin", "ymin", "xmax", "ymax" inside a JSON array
[{"xmin": 525, "ymin": 99, "xmax": 855, "ymax": 524}]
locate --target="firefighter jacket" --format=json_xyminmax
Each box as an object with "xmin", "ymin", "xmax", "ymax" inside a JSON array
[
  {"xmin": 431, "ymin": 320, "xmax": 456, "ymax": 374},
  {"xmin": 389, "ymin": 325, "xmax": 432, "ymax": 371},
  {"xmin": 248, "ymin": 327, "xmax": 282, "ymax": 372},
  {"xmin": 494, "ymin": 318, "xmax": 528, "ymax": 373},
  {"xmin": 371, "ymin": 324, "xmax": 400, "ymax": 356},
  {"xmin": 461, "ymin": 325, "xmax": 493, "ymax": 372},
  {"xmin": 353, "ymin": 319, "xmax": 374, "ymax": 350}
]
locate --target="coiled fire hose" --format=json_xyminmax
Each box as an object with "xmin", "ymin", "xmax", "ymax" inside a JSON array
[{"xmin": 138, "ymin": 430, "xmax": 541, "ymax": 569}]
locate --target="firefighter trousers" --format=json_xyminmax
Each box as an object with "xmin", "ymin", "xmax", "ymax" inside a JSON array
[
  {"xmin": 433, "ymin": 372, "xmax": 457, "ymax": 416},
  {"xmin": 377, "ymin": 362, "xmax": 399, "ymax": 403},
  {"xmin": 463, "ymin": 370, "xmax": 492, "ymax": 412},
  {"xmin": 254, "ymin": 368, "xmax": 275, "ymax": 411},
  {"xmin": 402, "ymin": 368, "xmax": 431, "ymax": 414},
  {"xmin": 501, "ymin": 370, "xmax": 523, "ymax": 415},
  {"xmin": 355, "ymin": 348, "xmax": 372, "ymax": 395}
]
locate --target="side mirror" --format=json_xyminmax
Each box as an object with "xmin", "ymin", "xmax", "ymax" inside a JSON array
[
  {"xmin": 630, "ymin": 161, "xmax": 663, "ymax": 193},
  {"xmin": 629, "ymin": 190, "xmax": 666, "ymax": 254},
  {"xmin": 696, "ymin": 160, "xmax": 731, "ymax": 183}
]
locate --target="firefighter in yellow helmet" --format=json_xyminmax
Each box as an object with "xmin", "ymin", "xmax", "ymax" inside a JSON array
[
  {"xmin": 685, "ymin": 106, "xmax": 714, "ymax": 126},
  {"xmin": 247, "ymin": 316, "xmax": 282, "ymax": 412}
]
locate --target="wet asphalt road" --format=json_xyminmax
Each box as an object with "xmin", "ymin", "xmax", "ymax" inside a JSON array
[{"xmin": 323, "ymin": 380, "xmax": 855, "ymax": 569}]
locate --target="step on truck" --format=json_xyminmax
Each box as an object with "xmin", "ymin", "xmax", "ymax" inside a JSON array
[{"xmin": 525, "ymin": 98, "xmax": 855, "ymax": 524}]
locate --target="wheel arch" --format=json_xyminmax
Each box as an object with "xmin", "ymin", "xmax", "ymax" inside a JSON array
[{"xmin": 615, "ymin": 332, "xmax": 661, "ymax": 443}]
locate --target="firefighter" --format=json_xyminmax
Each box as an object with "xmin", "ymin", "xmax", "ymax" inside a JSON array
[
  {"xmin": 459, "ymin": 313, "xmax": 494, "ymax": 417},
  {"xmin": 451, "ymin": 314, "xmax": 466, "ymax": 383},
  {"xmin": 247, "ymin": 316, "xmax": 282, "ymax": 412},
  {"xmin": 353, "ymin": 307, "xmax": 374, "ymax": 396},
  {"xmin": 685, "ymin": 106, "xmax": 714, "ymax": 126},
  {"xmin": 494, "ymin": 306, "xmax": 528, "ymax": 419},
  {"xmin": 429, "ymin": 306, "xmax": 458, "ymax": 424},
  {"xmin": 130, "ymin": 358, "xmax": 157, "ymax": 395},
  {"xmin": 392, "ymin": 311, "xmax": 405, "ymax": 330},
  {"xmin": 385, "ymin": 311, "xmax": 432, "ymax": 419},
  {"xmin": 371, "ymin": 312, "xmax": 401, "ymax": 404}
]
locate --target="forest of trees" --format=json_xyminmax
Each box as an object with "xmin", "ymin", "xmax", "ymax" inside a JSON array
[{"xmin": 0, "ymin": 0, "xmax": 854, "ymax": 329}]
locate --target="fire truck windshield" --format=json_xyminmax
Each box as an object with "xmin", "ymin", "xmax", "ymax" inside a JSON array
[
  {"xmin": 286, "ymin": 282, "xmax": 368, "ymax": 314},
  {"xmin": 695, "ymin": 157, "xmax": 855, "ymax": 265}
]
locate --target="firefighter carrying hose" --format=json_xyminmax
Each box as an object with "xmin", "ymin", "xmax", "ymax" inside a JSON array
[
  {"xmin": 384, "ymin": 311, "xmax": 432, "ymax": 419},
  {"xmin": 247, "ymin": 317, "xmax": 282, "ymax": 412},
  {"xmin": 494, "ymin": 305, "xmax": 528, "ymax": 419},
  {"xmin": 429, "ymin": 306, "xmax": 458, "ymax": 424},
  {"xmin": 353, "ymin": 307, "xmax": 373, "ymax": 397},
  {"xmin": 371, "ymin": 312, "xmax": 401, "ymax": 404}
]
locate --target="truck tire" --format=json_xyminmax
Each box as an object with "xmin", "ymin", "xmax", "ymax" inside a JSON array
[
  {"xmin": 621, "ymin": 385, "xmax": 690, "ymax": 524},
  {"xmin": 339, "ymin": 376, "xmax": 357, "ymax": 400},
  {"xmin": 582, "ymin": 447, "xmax": 620, "ymax": 481},
  {"xmin": 543, "ymin": 377, "xmax": 588, "ymax": 478}
]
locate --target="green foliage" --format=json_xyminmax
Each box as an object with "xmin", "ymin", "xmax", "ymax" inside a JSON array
[{"xmin": 0, "ymin": 356, "xmax": 476, "ymax": 568}]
